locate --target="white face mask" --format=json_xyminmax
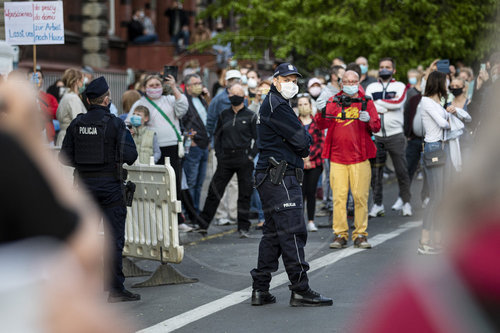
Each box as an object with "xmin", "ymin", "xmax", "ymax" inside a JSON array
[
  {"xmin": 247, "ymin": 78, "xmax": 258, "ymax": 89},
  {"xmin": 279, "ymin": 81, "xmax": 298, "ymax": 99}
]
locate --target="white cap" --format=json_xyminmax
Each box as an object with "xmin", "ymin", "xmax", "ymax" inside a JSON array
[
  {"xmin": 307, "ymin": 77, "xmax": 322, "ymax": 88},
  {"xmin": 225, "ymin": 69, "xmax": 242, "ymax": 81}
]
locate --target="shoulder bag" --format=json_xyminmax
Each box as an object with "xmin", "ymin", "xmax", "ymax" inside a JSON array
[{"xmin": 145, "ymin": 96, "xmax": 185, "ymax": 158}]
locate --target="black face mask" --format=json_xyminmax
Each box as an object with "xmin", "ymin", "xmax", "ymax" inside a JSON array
[
  {"xmin": 379, "ymin": 68, "xmax": 393, "ymax": 81},
  {"xmin": 449, "ymin": 87, "xmax": 463, "ymax": 97},
  {"xmin": 229, "ymin": 95, "xmax": 244, "ymax": 106}
]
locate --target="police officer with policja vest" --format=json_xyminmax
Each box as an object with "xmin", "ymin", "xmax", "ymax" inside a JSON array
[
  {"xmin": 60, "ymin": 77, "xmax": 140, "ymax": 303},
  {"xmin": 251, "ymin": 63, "xmax": 333, "ymax": 307}
]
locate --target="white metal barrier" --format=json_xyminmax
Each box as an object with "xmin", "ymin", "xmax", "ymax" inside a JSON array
[{"xmin": 123, "ymin": 158, "xmax": 183, "ymax": 264}]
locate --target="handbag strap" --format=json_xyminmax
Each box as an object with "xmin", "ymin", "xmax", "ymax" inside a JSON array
[{"xmin": 145, "ymin": 96, "xmax": 182, "ymax": 142}]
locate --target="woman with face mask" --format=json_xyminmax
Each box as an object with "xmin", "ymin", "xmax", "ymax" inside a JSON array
[
  {"xmin": 127, "ymin": 74, "xmax": 191, "ymax": 231},
  {"xmin": 298, "ymin": 95, "xmax": 324, "ymax": 232},
  {"xmin": 55, "ymin": 68, "xmax": 87, "ymax": 146}
]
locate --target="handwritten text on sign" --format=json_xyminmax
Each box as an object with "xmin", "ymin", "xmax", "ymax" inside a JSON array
[{"xmin": 4, "ymin": 1, "xmax": 64, "ymax": 45}]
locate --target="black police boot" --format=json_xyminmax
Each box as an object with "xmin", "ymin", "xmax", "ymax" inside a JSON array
[
  {"xmin": 108, "ymin": 289, "xmax": 141, "ymax": 303},
  {"xmin": 289, "ymin": 288, "xmax": 333, "ymax": 307},
  {"xmin": 251, "ymin": 290, "xmax": 276, "ymax": 306}
]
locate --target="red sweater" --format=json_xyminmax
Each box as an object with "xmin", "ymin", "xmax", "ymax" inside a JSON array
[
  {"xmin": 315, "ymin": 91, "xmax": 380, "ymax": 164},
  {"xmin": 38, "ymin": 91, "xmax": 58, "ymax": 142},
  {"xmin": 299, "ymin": 116, "xmax": 323, "ymax": 169}
]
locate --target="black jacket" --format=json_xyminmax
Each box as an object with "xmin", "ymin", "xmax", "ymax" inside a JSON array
[
  {"xmin": 182, "ymin": 94, "xmax": 209, "ymax": 149},
  {"xmin": 60, "ymin": 105, "xmax": 137, "ymax": 175},
  {"xmin": 256, "ymin": 84, "xmax": 311, "ymax": 170},
  {"xmin": 164, "ymin": 8, "xmax": 189, "ymax": 36},
  {"xmin": 214, "ymin": 106, "xmax": 258, "ymax": 160}
]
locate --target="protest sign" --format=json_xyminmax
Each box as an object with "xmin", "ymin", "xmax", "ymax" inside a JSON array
[{"xmin": 4, "ymin": 1, "xmax": 64, "ymax": 45}]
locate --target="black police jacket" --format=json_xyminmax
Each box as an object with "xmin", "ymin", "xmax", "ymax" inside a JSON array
[
  {"xmin": 256, "ymin": 84, "xmax": 311, "ymax": 170},
  {"xmin": 182, "ymin": 94, "xmax": 209, "ymax": 149},
  {"xmin": 60, "ymin": 104, "xmax": 138, "ymax": 175},
  {"xmin": 214, "ymin": 106, "xmax": 258, "ymax": 159}
]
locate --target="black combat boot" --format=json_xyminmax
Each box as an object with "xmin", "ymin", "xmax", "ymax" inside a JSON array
[
  {"xmin": 289, "ymin": 288, "xmax": 333, "ymax": 307},
  {"xmin": 251, "ymin": 290, "xmax": 276, "ymax": 306},
  {"xmin": 108, "ymin": 289, "xmax": 141, "ymax": 303}
]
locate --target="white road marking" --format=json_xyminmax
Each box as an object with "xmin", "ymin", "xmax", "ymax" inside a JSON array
[{"xmin": 138, "ymin": 221, "xmax": 421, "ymax": 333}]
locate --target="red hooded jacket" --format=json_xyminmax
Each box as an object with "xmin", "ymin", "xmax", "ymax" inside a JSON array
[{"xmin": 315, "ymin": 90, "xmax": 380, "ymax": 164}]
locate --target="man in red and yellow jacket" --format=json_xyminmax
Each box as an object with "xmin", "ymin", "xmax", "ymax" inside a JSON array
[{"xmin": 315, "ymin": 70, "xmax": 380, "ymax": 249}]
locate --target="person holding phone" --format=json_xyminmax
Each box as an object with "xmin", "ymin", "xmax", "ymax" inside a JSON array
[{"xmin": 127, "ymin": 74, "xmax": 191, "ymax": 231}]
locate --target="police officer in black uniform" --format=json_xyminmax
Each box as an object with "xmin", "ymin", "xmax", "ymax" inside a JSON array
[
  {"xmin": 60, "ymin": 77, "xmax": 140, "ymax": 303},
  {"xmin": 251, "ymin": 63, "xmax": 333, "ymax": 307}
]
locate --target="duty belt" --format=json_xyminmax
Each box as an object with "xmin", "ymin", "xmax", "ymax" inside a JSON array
[{"xmin": 255, "ymin": 157, "xmax": 304, "ymax": 187}]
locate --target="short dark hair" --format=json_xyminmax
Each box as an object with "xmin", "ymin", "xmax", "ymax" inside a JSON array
[
  {"xmin": 379, "ymin": 57, "xmax": 396, "ymax": 69},
  {"xmin": 346, "ymin": 63, "xmax": 361, "ymax": 78},
  {"xmin": 330, "ymin": 65, "xmax": 344, "ymax": 77},
  {"xmin": 88, "ymin": 90, "xmax": 110, "ymax": 105},
  {"xmin": 424, "ymin": 71, "xmax": 448, "ymax": 100},
  {"xmin": 247, "ymin": 69, "xmax": 260, "ymax": 79}
]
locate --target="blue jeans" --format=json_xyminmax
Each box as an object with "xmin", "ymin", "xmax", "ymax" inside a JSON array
[
  {"xmin": 171, "ymin": 30, "xmax": 190, "ymax": 53},
  {"xmin": 422, "ymin": 141, "xmax": 450, "ymax": 231},
  {"xmin": 183, "ymin": 146, "xmax": 208, "ymax": 212},
  {"xmin": 250, "ymin": 154, "xmax": 264, "ymax": 221},
  {"xmin": 133, "ymin": 33, "xmax": 158, "ymax": 44}
]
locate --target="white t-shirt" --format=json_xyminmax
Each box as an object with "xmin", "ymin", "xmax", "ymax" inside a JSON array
[{"xmin": 418, "ymin": 96, "xmax": 450, "ymax": 143}]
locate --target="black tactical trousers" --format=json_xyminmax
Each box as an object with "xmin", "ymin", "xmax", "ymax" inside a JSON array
[
  {"xmin": 198, "ymin": 153, "xmax": 253, "ymax": 232},
  {"xmin": 251, "ymin": 173, "xmax": 310, "ymax": 292}
]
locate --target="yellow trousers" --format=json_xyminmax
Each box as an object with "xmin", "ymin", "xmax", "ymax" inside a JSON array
[{"xmin": 330, "ymin": 160, "xmax": 371, "ymax": 239}]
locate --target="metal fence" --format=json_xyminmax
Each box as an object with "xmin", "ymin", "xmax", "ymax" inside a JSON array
[{"xmin": 42, "ymin": 70, "xmax": 129, "ymax": 114}]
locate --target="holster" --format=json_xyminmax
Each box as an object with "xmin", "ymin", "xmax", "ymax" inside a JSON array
[
  {"xmin": 123, "ymin": 181, "xmax": 136, "ymax": 207},
  {"xmin": 269, "ymin": 157, "xmax": 287, "ymax": 185}
]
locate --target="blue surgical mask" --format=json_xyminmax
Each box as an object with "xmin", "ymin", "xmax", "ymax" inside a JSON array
[
  {"xmin": 360, "ymin": 65, "xmax": 368, "ymax": 75},
  {"xmin": 130, "ymin": 115, "xmax": 142, "ymax": 127},
  {"xmin": 343, "ymin": 85, "xmax": 358, "ymax": 96},
  {"xmin": 261, "ymin": 93, "xmax": 267, "ymax": 101},
  {"xmin": 241, "ymin": 75, "xmax": 248, "ymax": 85},
  {"xmin": 409, "ymin": 77, "xmax": 417, "ymax": 85},
  {"xmin": 229, "ymin": 60, "xmax": 238, "ymax": 67}
]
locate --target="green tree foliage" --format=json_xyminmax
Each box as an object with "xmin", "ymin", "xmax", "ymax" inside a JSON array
[{"xmin": 200, "ymin": 0, "xmax": 500, "ymax": 77}]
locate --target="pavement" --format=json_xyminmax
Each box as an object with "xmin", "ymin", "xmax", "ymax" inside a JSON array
[{"xmin": 115, "ymin": 177, "xmax": 427, "ymax": 333}]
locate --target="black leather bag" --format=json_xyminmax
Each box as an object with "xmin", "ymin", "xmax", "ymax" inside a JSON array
[{"xmin": 423, "ymin": 147, "xmax": 446, "ymax": 168}]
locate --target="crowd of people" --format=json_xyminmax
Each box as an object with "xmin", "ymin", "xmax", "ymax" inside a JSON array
[
  {"xmin": 31, "ymin": 52, "xmax": 499, "ymax": 256},
  {"xmin": 0, "ymin": 45, "xmax": 499, "ymax": 329}
]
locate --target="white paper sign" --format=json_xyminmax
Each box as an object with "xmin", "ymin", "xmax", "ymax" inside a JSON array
[{"xmin": 4, "ymin": 1, "xmax": 64, "ymax": 45}]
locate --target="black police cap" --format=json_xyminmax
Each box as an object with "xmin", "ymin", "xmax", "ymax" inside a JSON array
[
  {"xmin": 85, "ymin": 76, "xmax": 109, "ymax": 99},
  {"xmin": 273, "ymin": 63, "xmax": 302, "ymax": 78}
]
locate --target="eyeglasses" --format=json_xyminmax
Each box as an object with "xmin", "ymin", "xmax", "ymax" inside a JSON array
[{"xmin": 297, "ymin": 93, "xmax": 310, "ymax": 98}]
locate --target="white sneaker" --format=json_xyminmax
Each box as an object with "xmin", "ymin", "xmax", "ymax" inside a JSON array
[
  {"xmin": 402, "ymin": 202, "xmax": 412, "ymax": 216},
  {"xmin": 391, "ymin": 197, "xmax": 404, "ymax": 211},
  {"xmin": 178, "ymin": 223, "xmax": 193, "ymax": 232},
  {"xmin": 422, "ymin": 197, "xmax": 430, "ymax": 209},
  {"xmin": 216, "ymin": 218, "xmax": 231, "ymax": 226},
  {"xmin": 307, "ymin": 222, "xmax": 318, "ymax": 232},
  {"xmin": 369, "ymin": 204, "xmax": 385, "ymax": 218}
]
